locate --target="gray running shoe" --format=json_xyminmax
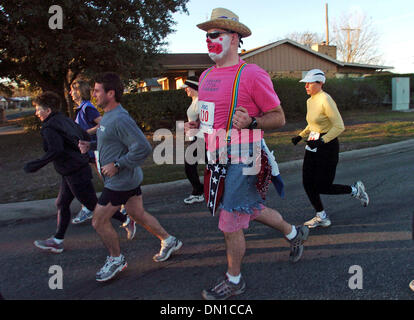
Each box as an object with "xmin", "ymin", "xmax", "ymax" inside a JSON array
[
  {"xmin": 184, "ymin": 194, "xmax": 204, "ymax": 204},
  {"xmin": 288, "ymin": 225, "xmax": 309, "ymax": 263},
  {"xmin": 153, "ymin": 237, "xmax": 182, "ymax": 262},
  {"xmin": 72, "ymin": 207, "xmax": 93, "ymax": 224},
  {"xmin": 121, "ymin": 216, "xmax": 136, "ymax": 240},
  {"xmin": 202, "ymin": 275, "xmax": 246, "ymax": 300},
  {"xmin": 352, "ymin": 181, "xmax": 369, "ymax": 207},
  {"xmin": 34, "ymin": 237, "xmax": 64, "ymax": 253},
  {"xmin": 96, "ymin": 255, "xmax": 127, "ymax": 282},
  {"xmin": 304, "ymin": 215, "xmax": 332, "ymax": 228}
]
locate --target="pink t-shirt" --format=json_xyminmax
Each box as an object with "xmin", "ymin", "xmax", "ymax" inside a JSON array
[{"xmin": 198, "ymin": 60, "xmax": 281, "ymax": 152}]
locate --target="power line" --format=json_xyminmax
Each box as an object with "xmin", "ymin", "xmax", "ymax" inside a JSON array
[{"xmin": 341, "ymin": 28, "xmax": 360, "ymax": 62}]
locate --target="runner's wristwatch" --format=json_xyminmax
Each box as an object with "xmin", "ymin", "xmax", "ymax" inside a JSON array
[
  {"xmin": 248, "ymin": 117, "xmax": 258, "ymax": 129},
  {"xmin": 114, "ymin": 162, "xmax": 120, "ymax": 169}
]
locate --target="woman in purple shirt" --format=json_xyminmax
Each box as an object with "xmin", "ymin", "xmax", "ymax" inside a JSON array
[{"xmin": 69, "ymin": 80, "xmax": 133, "ymax": 237}]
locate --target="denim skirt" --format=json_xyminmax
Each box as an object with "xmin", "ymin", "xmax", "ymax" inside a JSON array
[{"xmin": 219, "ymin": 162, "xmax": 265, "ymax": 214}]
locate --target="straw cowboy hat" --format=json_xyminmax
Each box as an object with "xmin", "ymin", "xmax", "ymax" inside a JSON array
[{"xmin": 197, "ymin": 8, "xmax": 251, "ymax": 38}]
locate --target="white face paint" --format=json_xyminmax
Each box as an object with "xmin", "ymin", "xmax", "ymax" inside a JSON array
[{"xmin": 207, "ymin": 33, "xmax": 232, "ymax": 62}]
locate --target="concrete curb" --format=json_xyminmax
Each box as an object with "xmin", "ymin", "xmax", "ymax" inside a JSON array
[{"xmin": 1, "ymin": 138, "xmax": 414, "ymax": 223}]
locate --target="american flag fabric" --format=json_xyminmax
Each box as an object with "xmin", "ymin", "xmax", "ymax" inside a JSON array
[
  {"xmin": 256, "ymin": 150, "xmax": 272, "ymax": 200},
  {"xmin": 204, "ymin": 163, "xmax": 228, "ymax": 216}
]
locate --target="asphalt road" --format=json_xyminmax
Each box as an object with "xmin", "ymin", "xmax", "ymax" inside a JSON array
[{"xmin": 0, "ymin": 147, "xmax": 413, "ymax": 301}]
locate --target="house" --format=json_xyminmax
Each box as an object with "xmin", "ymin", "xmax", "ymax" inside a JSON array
[
  {"xmin": 4, "ymin": 96, "xmax": 31, "ymax": 109},
  {"xmin": 153, "ymin": 53, "xmax": 214, "ymax": 90},
  {"xmin": 137, "ymin": 78, "xmax": 163, "ymax": 93},
  {"xmin": 0, "ymin": 96, "xmax": 7, "ymax": 109},
  {"xmin": 151, "ymin": 38, "xmax": 392, "ymax": 91},
  {"xmin": 240, "ymin": 39, "xmax": 392, "ymax": 78}
]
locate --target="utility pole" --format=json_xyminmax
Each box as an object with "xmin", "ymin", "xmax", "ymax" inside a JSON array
[
  {"xmin": 325, "ymin": 3, "xmax": 329, "ymax": 45},
  {"xmin": 341, "ymin": 27, "xmax": 359, "ymax": 62}
]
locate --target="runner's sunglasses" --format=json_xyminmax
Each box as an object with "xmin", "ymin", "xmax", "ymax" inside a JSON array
[{"xmin": 206, "ymin": 31, "xmax": 235, "ymax": 39}]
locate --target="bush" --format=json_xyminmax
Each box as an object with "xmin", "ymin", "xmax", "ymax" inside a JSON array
[
  {"xmin": 20, "ymin": 114, "xmax": 41, "ymax": 132},
  {"xmin": 122, "ymin": 90, "xmax": 191, "ymax": 132},
  {"xmin": 273, "ymin": 75, "xmax": 404, "ymax": 116},
  {"xmin": 272, "ymin": 78, "xmax": 308, "ymax": 119},
  {"xmin": 366, "ymin": 73, "xmax": 414, "ymax": 105},
  {"xmin": 121, "ymin": 76, "xmax": 406, "ymax": 131}
]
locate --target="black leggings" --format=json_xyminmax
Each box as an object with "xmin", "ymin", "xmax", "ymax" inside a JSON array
[
  {"xmin": 184, "ymin": 137, "xmax": 206, "ymax": 196},
  {"xmin": 54, "ymin": 166, "xmax": 126, "ymax": 239},
  {"xmin": 302, "ymin": 138, "xmax": 352, "ymax": 212}
]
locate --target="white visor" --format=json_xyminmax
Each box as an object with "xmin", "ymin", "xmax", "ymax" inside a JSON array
[{"xmin": 300, "ymin": 69, "xmax": 326, "ymax": 83}]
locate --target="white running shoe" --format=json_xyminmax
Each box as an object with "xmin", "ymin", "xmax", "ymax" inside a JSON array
[
  {"xmin": 96, "ymin": 255, "xmax": 127, "ymax": 282},
  {"xmin": 34, "ymin": 237, "xmax": 64, "ymax": 253},
  {"xmin": 304, "ymin": 215, "xmax": 332, "ymax": 228},
  {"xmin": 184, "ymin": 194, "xmax": 204, "ymax": 204},
  {"xmin": 153, "ymin": 237, "xmax": 182, "ymax": 262},
  {"xmin": 121, "ymin": 216, "xmax": 137, "ymax": 240},
  {"xmin": 288, "ymin": 225, "xmax": 309, "ymax": 263},
  {"xmin": 202, "ymin": 275, "xmax": 246, "ymax": 300},
  {"xmin": 352, "ymin": 181, "xmax": 369, "ymax": 207},
  {"xmin": 72, "ymin": 207, "xmax": 93, "ymax": 224}
]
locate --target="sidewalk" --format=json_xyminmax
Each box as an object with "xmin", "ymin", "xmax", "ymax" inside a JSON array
[
  {"xmin": 1, "ymin": 138, "xmax": 414, "ymax": 223},
  {"xmin": 0, "ymin": 124, "xmax": 25, "ymax": 135}
]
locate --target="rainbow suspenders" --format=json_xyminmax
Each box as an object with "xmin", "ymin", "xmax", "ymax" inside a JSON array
[
  {"xmin": 200, "ymin": 62, "xmax": 248, "ymax": 215},
  {"xmin": 199, "ymin": 62, "xmax": 248, "ymax": 142}
]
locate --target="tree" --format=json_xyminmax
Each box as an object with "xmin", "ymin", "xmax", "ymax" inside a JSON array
[
  {"xmin": 331, "ymin": 10, "xmax": 383, "ymax": 64},
  {"xmin": 285, "ymin": 31, "xmax": 324, "ymax": 47},
  {"xmin": 0, "ymin": 0, "xmax": 188, "ymax": 116}
]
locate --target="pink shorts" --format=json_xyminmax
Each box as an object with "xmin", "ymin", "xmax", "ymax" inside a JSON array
[{"xmin": 218, "ymin": 204, "xmax": 265, "ymax": 233}]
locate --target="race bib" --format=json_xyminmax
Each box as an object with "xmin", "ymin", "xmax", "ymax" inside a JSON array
[
  {"xmin": 199, "ymin": 101, "xmax": 215, "ymax": 134},
  {"xmin": 308, "ymin": 131, "xmax": 320, "ymax": 141},
  {"xmin": 305, "ymin": 131, "xmax": 320, "ymax": 152}
]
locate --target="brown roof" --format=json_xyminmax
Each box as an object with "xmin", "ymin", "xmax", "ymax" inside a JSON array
[{"xmin": 157, "ymin": 54, "xmax": 213, "ymax": 69}]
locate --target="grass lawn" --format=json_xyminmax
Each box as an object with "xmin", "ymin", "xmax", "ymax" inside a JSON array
[
  {"xmin": 5, "ymin": 107, "xmax": 36, "ymax": 116},
  {"xmin": 1, "ymin": 107, "xmax": 414, "ymax": 203}
]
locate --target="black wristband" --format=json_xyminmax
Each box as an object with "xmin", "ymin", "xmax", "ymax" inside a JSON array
[{"xmin": 248, "ymin": 117, "xmax": 258, "ymax": 129}]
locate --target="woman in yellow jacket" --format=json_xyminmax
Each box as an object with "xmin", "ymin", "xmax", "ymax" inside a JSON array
[{"xmin": 292, "ymin": 69, "xmax": 369, "ymax": 228}]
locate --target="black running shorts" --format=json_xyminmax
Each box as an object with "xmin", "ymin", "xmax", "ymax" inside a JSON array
[{"xmin": 98, "ymin": 186, "xmax": 142, "ymax": 206}]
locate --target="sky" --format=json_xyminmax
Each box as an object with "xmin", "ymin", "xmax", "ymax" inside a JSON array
[{"xmin": 165, "ymin": 0, "xmax": 414, "ymax": 73}]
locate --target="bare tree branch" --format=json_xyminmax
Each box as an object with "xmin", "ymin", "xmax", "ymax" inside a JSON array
[
  {"xmin": 331, "ymin": 11, "xmax": 383, "ymax": 64},
  {"xmin": 285, "ymin": 31, "xmax": 324, "ymax": 47}
]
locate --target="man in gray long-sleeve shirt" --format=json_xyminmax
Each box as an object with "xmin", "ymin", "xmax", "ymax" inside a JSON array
[
  {"xmin": 79, "ymin": 72, "xmax": 182, "ymax": 282},
  {"xmin": 95, "ymin": 104, "xmax": 149, "ymax": 191}
]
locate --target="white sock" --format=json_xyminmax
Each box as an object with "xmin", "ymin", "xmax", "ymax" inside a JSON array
[
  {"xmin": 163, "ymin": 235, "xmax": 175, "ymax": 245},
  {"xmin": 111, "ymin": 254, "xmax": 123, "ymax": 262},
  {"xmin": 226, "ymin": 272, "xmax": 241, "ymax": 285},
  {"xmin": 53, "ymin": 238, "xmax": 63, "ymax": 244},
  {"xmin": 285, "ymin": 226, "xmax": 297, "ymax": 240},
  {"xmin": 122, "ymin": 216, "xmax": 130, "ymax": 227},
  {"xmin": 317, "ymin": 210, "xmax": 327, "ymax": 219},
  {"xmin": 351, "ymin": 186, "xmax": 358, "ymax": 196}
]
